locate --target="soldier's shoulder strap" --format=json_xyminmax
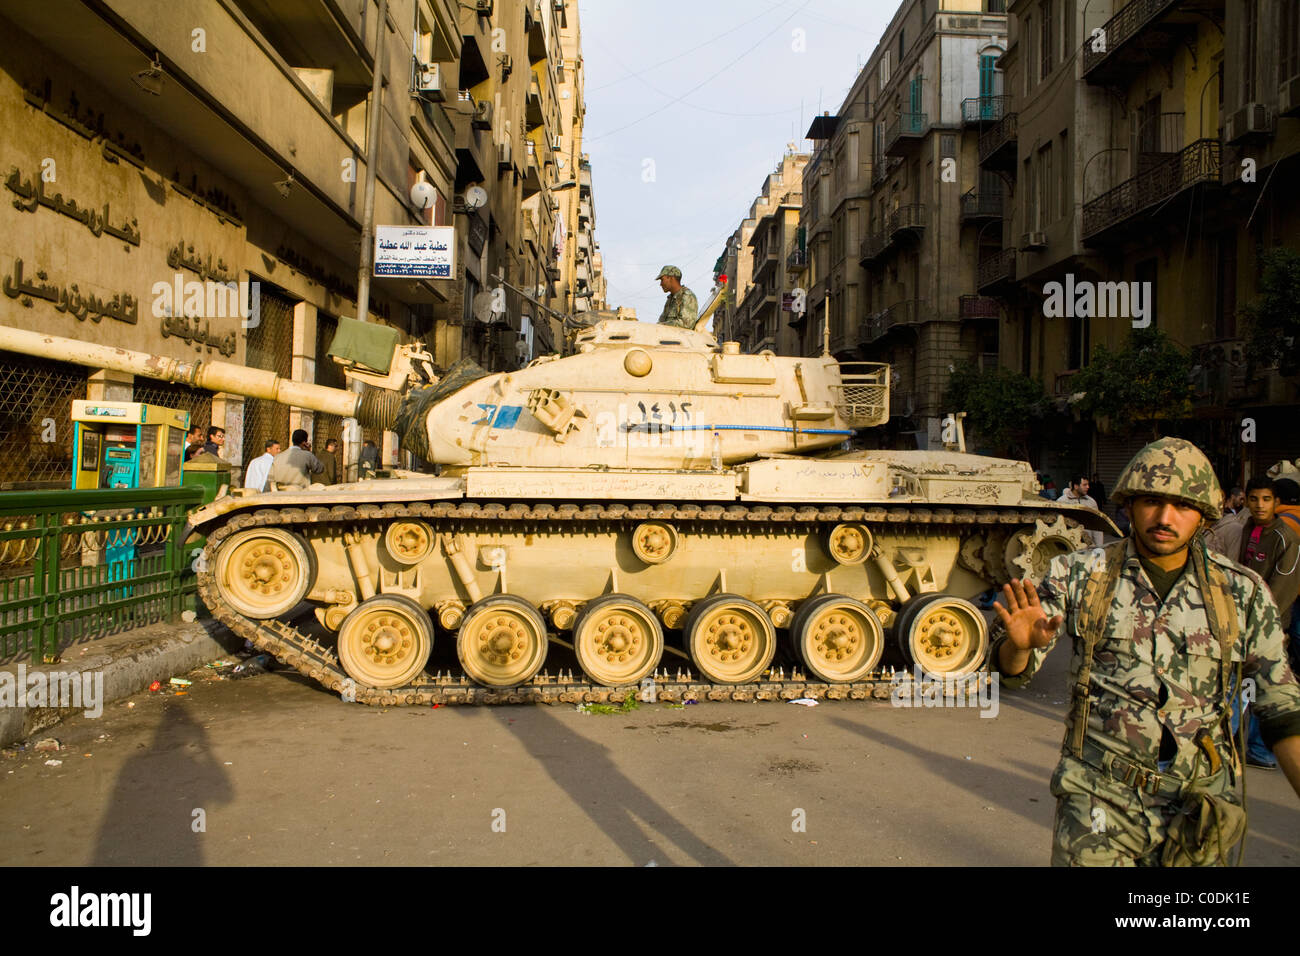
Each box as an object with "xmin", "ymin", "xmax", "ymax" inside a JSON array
[
  {"xmin": 1068, "ymin": 540, "xmax": 1128, "ymax": 758},
  {"xmin": 1191, "ymin": 544, "xmax": 1244, "ymax": 703}
]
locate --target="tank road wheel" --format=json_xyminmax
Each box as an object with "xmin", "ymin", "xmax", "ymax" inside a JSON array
[
  {"xmin": 791, "ymin": 594, "xmax": 885, "ymax": 683},
  {"xmin": 573, "ymin": 595, "xmax": 664, "ymax": 687},
  {"xmin": 683, "ymin": 594, "xmax": 776, "ymax": 684},
  {"xmin": 337, "ymin": 595, "xmax": 434, "ymax": 688},
  {"xmin": 1004, "ymin": 516, "xmax": 1088, "ymax": 583},
  {"xmin": 457, "ymin": 596, "xmax": 549, "ymax": 687},
  {"xmin": 213, "ymin": 527, "xmax": 316, "ymax": 619},
  {"xmin": 895, "ymin": 594, "xmax": 988, "ymax": 679}
]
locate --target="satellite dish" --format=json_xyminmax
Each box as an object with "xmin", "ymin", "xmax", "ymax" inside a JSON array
[
  {"xmin": 473, "ymin": 290, "xmax": 502, "ymax": 324},
  {"xmin": 410, "ymin": 180, "xmax": 435, "ymax": 209},
  {"xmin": 464, "ymin": 185, "xmax": 488, "ymax": 210}
]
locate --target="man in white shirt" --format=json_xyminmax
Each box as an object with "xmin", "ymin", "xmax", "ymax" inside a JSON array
[
  {"xmin": 244, "ymin": 439, "xmax": 280, "ymax": 492},
  {"xmin": 1060, "ymin": 474, "xmax": 1103, "ymax": 545}
]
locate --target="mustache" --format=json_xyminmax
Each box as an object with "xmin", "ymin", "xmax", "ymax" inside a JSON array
[{"xmin": 1145, "ymin": 525, "xmax": 1177, "ymax": 536}]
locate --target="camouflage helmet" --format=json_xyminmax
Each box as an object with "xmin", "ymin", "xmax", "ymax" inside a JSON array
[
  {"xmin": 1110, "ymin": 436, "xmax": 1223, "ymax": 521},
  {"xmin": 655, "ymin": 265, "xmax": 682, "ymax": 279}
]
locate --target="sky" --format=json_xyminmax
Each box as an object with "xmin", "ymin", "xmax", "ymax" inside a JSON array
[{"xmin": 578, "ymin": 0, "xmax": 896, "ymax": 321}]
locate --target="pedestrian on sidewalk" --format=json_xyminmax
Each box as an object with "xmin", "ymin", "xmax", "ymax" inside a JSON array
[
  {"xmin": 243, "ymin": 438, "xmax": 280, "ymax": 492},
  {"xmin": 319, "ymin": 438, "xmax": 340, "ymax": 485},
  {"xmin": 991, "ymin": 437, "xmax": 1300, "ymax": 865},
  {"xmin": 1061, "ymin": 474, "xmax": 1103, "ymax": 546},
  {"xmin": 268, "ymin": 429, "xmax": 324, "ymax": 490}
]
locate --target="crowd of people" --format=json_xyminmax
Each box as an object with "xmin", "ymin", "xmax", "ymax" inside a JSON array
[{"xmin": 182, "ymin": 422, "xmax": 376, "ymax": 491}]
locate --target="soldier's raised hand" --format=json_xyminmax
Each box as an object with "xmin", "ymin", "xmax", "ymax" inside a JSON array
[{"xmin": 994, "ymin": 579, "xmax": 1062, "ymax": 651}]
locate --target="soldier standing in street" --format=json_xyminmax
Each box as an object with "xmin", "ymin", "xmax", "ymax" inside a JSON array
[
  {"xmin": 655, "ymin": 265, "xmax": 698, "ymax": 329},
  {"xmin": 991, "ymin": 437, "xmax": 1300, "ymax": 865}
]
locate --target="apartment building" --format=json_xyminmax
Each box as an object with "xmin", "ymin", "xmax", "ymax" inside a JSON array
[
  {"xmin": 798, "ymin": 0, "xmax": 1007, "ymax": 444},
  {"xmin": 0, "ymin": 0, "xmax": 600, "ymax": 488},
  {"xmin": 984, "ymin": 0, "xmax": 1299, "ymax": 484}
]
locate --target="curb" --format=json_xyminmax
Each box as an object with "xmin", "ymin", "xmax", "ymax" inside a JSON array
[{"xmin": 0, "ymin": 620, "xmax": 243, "ymax": 747}]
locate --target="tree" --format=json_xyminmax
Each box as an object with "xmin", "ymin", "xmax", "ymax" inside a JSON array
[
  {"xmin": 1241, "ymin": 246, "xmax": 1300, "ymax": 377},
  {"xmin": 943, "ymin": 362, "xmax": 1049, "ymax": 456},
  {"xmin": 1071, "ymin": 327, "xmax": 1192, "ymax": 438}
]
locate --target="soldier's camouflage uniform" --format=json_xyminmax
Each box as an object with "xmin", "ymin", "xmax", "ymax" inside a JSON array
[
  {"xmin": 993, "ymin": 437, "xmax": 1300, "ymax": 866},
  {"xmin": 658, "ymin": 287, "xmax": 698, "ymax": 329},
  {"xmin": 992, "ymin": 540, "xmax": 1300, "ymax": 865}
]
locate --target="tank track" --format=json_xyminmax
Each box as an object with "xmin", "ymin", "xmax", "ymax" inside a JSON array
[{"xmin": 195, "ymin": 500, "xmax": 1064, "ymax": 706}]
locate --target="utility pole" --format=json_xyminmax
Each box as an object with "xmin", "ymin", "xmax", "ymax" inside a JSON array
[{"xmin": 347, "ymin": 0, "xmax": 389, "ymax": 478}]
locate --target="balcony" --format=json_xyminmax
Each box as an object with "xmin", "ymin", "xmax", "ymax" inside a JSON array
[
  {"xmin": 977, "ymin": 249, "xmax": 1016, "ymax": 293},
  {"xmin": 958, "ymin": 295, "xmax": 1001, "ymax": 320},
  {"xmin": 522, "ymin": 209, "xmax": 539, "ymax": 248},
  {"xmin": 961, "ymin": 95, "xmax": 1007, "ymax": 126},
  {"xmin": 860, "ymin": 205, "xmax": 927, "ymax": 265},
  {"xmin": 786, "ymin": 248, "xmax": 808, "ymax": 272},
  {"xmin": 1081, "ymin": 0, "xmax": 1210, "ymax": 88},
  {"xmin": 1190, "ymin": 338, "xmax": 1264, "ymax": 406},
  {"xmin": 884, "ymin": 112, "xmax": 930, "ymax": 156},
  {"xmin": 1082, "ymin": 139, "xmax": 1220, "ymax": 243},
  {"xmin": 522, "ymin": 140, "xmax": 541, "ymax": 197},
  {"xmin": 978, "ymin": 112, "xmax": 1018, "ymax": 170},
  {"xmin": 526, "ymin": 77, "xmax": 545, "ymax": 131},
  {"xmin": 960, "ymin": 189, "xmax": 1004, "ymax": 224},
  {"xmin": 872, "ymin": 155, "xmax": 900, "ymax": 185},
  {"xmin": 860, "ymin": 300, "xmax": 930, "ymax": 344}
]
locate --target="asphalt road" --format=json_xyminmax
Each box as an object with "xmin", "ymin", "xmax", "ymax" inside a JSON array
[{"xmin": 2, "ymin": 641, "xmax": 1296, "ymax": 866}]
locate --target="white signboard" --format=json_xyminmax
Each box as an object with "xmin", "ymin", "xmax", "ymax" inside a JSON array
[{"xmin": 374, "ymin": 225, "xmax": 455, "ymax": 278}]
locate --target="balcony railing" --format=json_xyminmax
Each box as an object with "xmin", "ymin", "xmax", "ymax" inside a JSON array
[
  {"xmin": 861, "ymin": 205, "xmax": 927, "ymax": 264},
  {"xmin": 786, "ymin": 248, "xmax": 807, "ymax": 271},
  {"xmin": 1190, "ymin": 338, "xmax": 1263, "ymax": 405},
  {"xmin": 977, "ymin": 249, "xmax": 1016, "ymax": 292},
  {"xmin": 958, "ymin": 295, "xmax": 1001, "ymax": 319},
  {"xmin": 1082, "ymin": 0, "xmax": 1183, "ymax": 83},
  {"xmin": 1082, "ymin": 138, "xmax": 1220, "ymax": 241},
  {"xmin": 961, "ymin": 95, "xmax": 1007, "ymax": 126},
  {"xmin": 884, "ymin": 112, "xmax": 930, "ymax": 155},
  {"xmin": 1054, "ymin": 369, "xmax": 1081, "ymax": 397},
  {"xmin": 861, "ymin": 299, "xmax": 929, "ymax": 343},
  {"xmin": 960, "ymin": 189, "xmax": 1005, "ymax": 222},
  {"xmin": 978, "ymin": 112, "xmax": 1018, "ymax": 169}
]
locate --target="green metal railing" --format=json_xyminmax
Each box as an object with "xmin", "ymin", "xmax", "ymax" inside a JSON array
[{"xmin": 0, "ymin": 487, "xmax": 203, "ymax": 663}]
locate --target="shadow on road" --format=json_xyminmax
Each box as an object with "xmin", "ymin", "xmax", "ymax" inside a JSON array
[
  {"xmin": 489, "ymin": 706, "xmax": 734, "ymax": 866},
  {"xmin": 91, "ymin": 702, "xmax": 233, "ymax": 865}
]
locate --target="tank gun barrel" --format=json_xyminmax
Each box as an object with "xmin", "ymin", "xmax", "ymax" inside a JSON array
[{"xmin": 0, "ymin": 324, "xmax": 363, "ymax": 419}]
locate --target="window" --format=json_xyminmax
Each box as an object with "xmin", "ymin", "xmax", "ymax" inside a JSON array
[
  {"xmin": 1242, "ymin": 0, "xmax": 1258, "ymax": 101},
  {"xmin": 1280, "ymin": 2, "xmax": 1299, "ymax": 82},
  {"xmin": 880, "ymin": 50, "xmax": 891, "ymax": 87},
  {"xmin": 1023, "ymin": 156, "xmax": 1037, "ymax": 231},
  {"xmin": 1214, "ymin": 232, "xmax": 1237, "ymax": 339},
  {"xmin": 1024, "ymin": 16, "xmax": 1035, "ymax": 93},
  {"xmin": 1040, "ymin": 0, "xmax": 1054, "ymax": 78},
  {"xmin": 1059, "ymin": 130, "xmax": 1070, "ymax": 220},
  {"xmin": 899, "ymin": 30, "xmax": 905, "ymax": 65},
  {"xmin": 940, "ymin": 133, "xmax": 956, "ymax": 158},
  {"xmin": 986, "ymin": 0, "xmax": 1006, "ymax": 11},
  {"xmin": 848, "ymin": 130, "xmax": 859, "ymax": 172},
  {"xmin": 1038, "ymin": 143, "xmax": 1053, "ymax": 226}
]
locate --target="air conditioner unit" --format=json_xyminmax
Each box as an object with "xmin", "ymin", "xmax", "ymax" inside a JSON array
[
  {"xmin": 475, "ymin": 0, "xmax": 492, "ymax": 14},
  {"xmin": 551, "ymin": 135, "xmax": 562, "ymax": 152},
  {"xmin": 1021, "ymin": 231, "xmax": 1047, "ymax": 250},
  {"xmin": 1279, "ymin": 76, "xmax": 1300, "ymax": 117},
  {"xmin": 497, "ymin": 140, "xmax": 512, "ymax": 169},
  {"xmin": 1224, "ymin": 102, "xmax": 1273, "ymax": 143},
  {"xmin": 415, "ymin": 61, "xmax": 446, "ymax": 100},
  {"xmin": 473, "ymin": 100, "xmax": 493, "ymax": 129}
]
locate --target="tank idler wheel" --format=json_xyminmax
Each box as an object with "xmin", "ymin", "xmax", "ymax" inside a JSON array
[
  {"xmin": 895, "ymin": 594, "xmax": 988, "ymax": 679},
  {"xmin": 572, "ymin": 595, "xmax": 664, "ymax": 687},
  {"xmin": 457, "ymin": 596, "xmax": 549, "ymax": 687},
  {"xmin": 791, "ymin": 594, "xmax": 884, "ymax": 683},
  {"xmin": 213, "ymin": 527, "xmax": 316, "ymax": 619},
  {"xmin": 337, "ymin": 595, "xmax": 434, "ymax": 689},
  {"xmin": 683, "ymin": 594, "xmax": 776, "ymax": 684}
]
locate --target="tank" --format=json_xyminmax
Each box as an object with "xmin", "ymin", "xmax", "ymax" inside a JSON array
[{"xmin": 0, "ymin": 320, "xmax": 1115, "ymax": 705}]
